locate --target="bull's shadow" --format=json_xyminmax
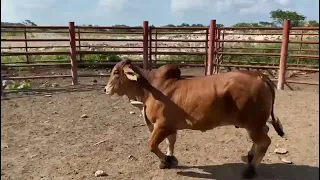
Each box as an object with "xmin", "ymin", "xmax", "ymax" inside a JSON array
[{"xmin": 176, "ymin": 162, "xmax": 319, "ymax": 180}]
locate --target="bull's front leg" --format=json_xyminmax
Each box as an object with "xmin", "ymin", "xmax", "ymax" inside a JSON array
[
  {"xmin": 148, "ymin": 125, "xmax": 176, "ymax": 169},
  {"xmin": 142, "ymin": 105, "xmax": 178, "ymax": 166},
  {"xmin": 131, "ymin": 101, "xmax": 178, "ymax": 168}
]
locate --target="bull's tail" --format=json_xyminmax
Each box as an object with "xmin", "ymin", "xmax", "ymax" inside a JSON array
[
  {"xmin": 261, "ymin": 74, "xmax": 285, "ymax": 137},
  {"xmin": 269, "ymin": 111, "xmax": 285, "ymax": 137}
]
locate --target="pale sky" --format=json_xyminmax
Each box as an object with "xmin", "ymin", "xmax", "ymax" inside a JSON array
[{"xmin": 1, "ymin": 0, "xmax": 319, "ymax": 26}]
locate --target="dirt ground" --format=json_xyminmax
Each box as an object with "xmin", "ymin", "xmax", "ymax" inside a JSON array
[{"xmin": 1, "ymin": 67, "xmax": 319, "ymax": 180}]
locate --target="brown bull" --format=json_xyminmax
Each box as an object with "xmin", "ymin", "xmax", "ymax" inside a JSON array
[{"xmin": 104, "ymin": 59, "xmax": 284, "ymax": 179}]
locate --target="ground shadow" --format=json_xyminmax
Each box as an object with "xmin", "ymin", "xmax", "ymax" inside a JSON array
[{"xmin": 176, "ymin": 163, "xmax": 319, "ymax": 180}]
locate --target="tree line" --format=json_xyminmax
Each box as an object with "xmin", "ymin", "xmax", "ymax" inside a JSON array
[{"xmin": 1, "ymin": 9, "xmax": 319, "ymax": 29}]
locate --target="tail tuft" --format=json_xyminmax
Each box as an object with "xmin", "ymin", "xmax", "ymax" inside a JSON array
[{"xmin": 273, "ymin": 117, "xmax": 285, "ymax": 137}]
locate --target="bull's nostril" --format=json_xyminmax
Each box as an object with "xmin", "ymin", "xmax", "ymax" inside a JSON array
[{"xmin": 104, "ymin": 88, "xmax": 106, "ymax": 93}]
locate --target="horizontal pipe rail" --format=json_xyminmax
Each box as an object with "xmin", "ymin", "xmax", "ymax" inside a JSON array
[
  {"xmin": 221, "ymin": 33, "xmax": 319, "ymax": 36},
  {"xmin": 219, "ymin": 64, "xmax": 319, "ymax": 71},
  {"xmin": 1, "ymin": 25, "xmax": 68, "ymax": 29},
  {"xmin": 150, "ymin": 39, "xmax": 207, "ymax": 42}
]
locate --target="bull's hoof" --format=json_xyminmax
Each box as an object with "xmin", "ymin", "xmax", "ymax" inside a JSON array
[
  {"xmin": 159, "ymin": 161, "xmax": 170, "ymax": 169},
  {"xmin": 242, "ymin": 165, "xmax": 256, "ymax": 179},
  {"xmin": 247, "ymin": 154, "xmax": 254, "ymax": 163},
  {"xmin": 158, "ymin": 156, "xmax": 179, "ymax": 169},
  {"xmin": 167, "ymin": 156, "xmax": 178, "ymax": 167}
]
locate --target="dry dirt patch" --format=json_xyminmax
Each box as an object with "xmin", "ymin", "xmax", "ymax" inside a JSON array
[{"xmin": 1, "ymin": 86, "xmax": 319, "ymax": 180}]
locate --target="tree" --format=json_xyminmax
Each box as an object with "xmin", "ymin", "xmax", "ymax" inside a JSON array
[
  {"xmin": 306, "ymin": 20, "xmax": 319, "ymax": 27},
  {"xmin": 22, "ymin": 20, "xmax": 37, "ymax": 26},
  {"xmin": 250, "ymin": 23, "xmax": 260, "ymax": 27},
  {"xmin": 232, "ymin": 22, "xmax": 265, "ymax": 27},
  {"xmin": 191, "ymin": 24, "xmax": 204, "ymax": 27},
  {"xmin": 232, "ymin": 22, "xmax": 251, "ymax": 27},
  {"xmin": 259, "ymin": 21, "xmax": 276, "ymax": 27},
  {"xmin": 270, "ymin": 9, "xmax": 306, "ymax": 27},
  {"xmin": 178, "ymin": 23, "xmax": 190, "ymax": 27},
  {"xmin": 1, "ymin": 22, "xmax": 24, "ymax": 26},
  {"xmin": 166, "ymin": 24, "xmax": 175, "ymax": 27},
  {"xmin": 216, "ymin": 24, "xmax": 224, "ymax": 28}
]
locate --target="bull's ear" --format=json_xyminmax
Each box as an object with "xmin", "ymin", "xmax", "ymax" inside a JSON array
[{"xmin": 123, "ymin": 66, "xmax": 140, "ymax": 81}]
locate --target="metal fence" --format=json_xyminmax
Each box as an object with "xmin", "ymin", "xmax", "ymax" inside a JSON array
[{"xmin": 1, "ymin": 19, "xmax": 319, "ymax": 93}]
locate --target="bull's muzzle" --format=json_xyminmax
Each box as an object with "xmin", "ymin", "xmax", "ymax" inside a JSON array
[{"xmin": 104, "ymin": 86, "xmax": 113, "ymax": 95}]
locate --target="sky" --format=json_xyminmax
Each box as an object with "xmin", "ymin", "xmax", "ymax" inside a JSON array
[{"xmin": 1, "ymin": 0, "xmax": 319, "ymax": 26}]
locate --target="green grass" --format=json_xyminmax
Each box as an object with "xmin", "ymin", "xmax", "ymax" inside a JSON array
[
  {"xmin": 1, "ymin": 32, "xmax": 37, "ymax": 38},
  {"xmin": 1, "ymin": 42, "xmax": 318, "ymax": 70},
  {"xmin": 160, "ymin": 55, "xmax": 206, "ymax": 62},
  {"xmin": 4, "ymin": 81, "xmax": 32, "ymax": 90},
  {"xmin": 1, "ymin": 32, "xmax": 24, "ymax": 37},
  {"xmin": 1, "ymin": 54, "xmax": 125, "ymax": 71},
  {"xmin": 1, "ymin": 55, "xmax": 70, "ymax": 64},
  {"xmin": 222, "ymin": 43, "xmax": 318, "ymax": 66}
]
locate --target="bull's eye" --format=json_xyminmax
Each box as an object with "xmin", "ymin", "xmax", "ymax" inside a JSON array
[{"xmin": 126, "ymin": 72, "xmax": 135, "ymax": 76}]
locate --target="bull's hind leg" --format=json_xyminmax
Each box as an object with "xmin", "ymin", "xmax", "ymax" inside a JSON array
[
  {"xmin": 165, "ymin": 132, "xmax": 178, "ymax": 167},
  {"xmin": 245, "ymin": 128, "xmax": 256, "ymax": 163},
  {"xmin": 243, "ymin": 125, "xmax": 271, "ymax": 179},
  {"xmin": 247, "ymin": 143, "xmax": 255, "ymax": 163}
]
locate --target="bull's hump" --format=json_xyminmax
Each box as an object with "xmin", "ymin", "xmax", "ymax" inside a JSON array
[{"xmin": 155, "ymin": 65, "xmax": 181, "ymax": 80}]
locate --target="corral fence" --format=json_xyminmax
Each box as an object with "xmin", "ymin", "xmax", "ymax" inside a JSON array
[{"xmin": 1, "ymin": 19, "xmax": 319, "ymax": 95}]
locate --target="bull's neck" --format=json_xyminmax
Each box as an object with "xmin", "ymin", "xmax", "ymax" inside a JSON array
[
  {"xmin": 136, "ymin": 78, "xmax": 160, "ymax": 104},
  {"xmin": 133, "ymin": 88, "xmax": 151, "ymax": 104},
  {"xmin": 132, "ymin": 67, "xmax": 155, "ymax": 104}
]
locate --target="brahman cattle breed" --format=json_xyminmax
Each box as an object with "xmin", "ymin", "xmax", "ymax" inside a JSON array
[{"xmin": 104, "ymin": 59, "xmax": 284, "ymax": 179}]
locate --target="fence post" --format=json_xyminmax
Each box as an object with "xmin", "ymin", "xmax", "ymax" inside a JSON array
[
  {"xmin": 24, "ymin": 27, "xmax": 29, "ymax": 64},
  {"xmin": 216, "ymin": 29, "xmax": 221, "ymax": 74},
  {"xmin": 148, "ymin": 26, "xmax": 153, "ymax": 68},
  {"xmin": 69, "ymin": 22, "xmax": 78, "ymax": 85},
  {"xmin": 77, "ymin": 27, "xmax": 82, "ymax": 62},
  {"xmin": 221, "ymin": 29, "xmax": 225, "ymax": 66},
  {"xmin": 297, "ymin": 30, "xmax": 303, "ymax": 65},
  {"xmin": 155, "ymin": 30, "xmax": 158, "ymax": 63},
  {"xmin": 206, "ymin": 20, "xmax": 216, "ymax": 75},
  {"xmin": 204, "ymin": 29, "xmax": 209, "ymax": 75},
  {"xmin": 1, "ymin": 76, "xmax": 4, "ymax": 97},
  {"xmin": 277, "ymin": 20, "xmax": 290, "ymax": 90},
  {"xmin": 143, "ymin": 21, "xmax": 149, "ymax": 69}
]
